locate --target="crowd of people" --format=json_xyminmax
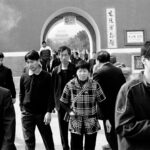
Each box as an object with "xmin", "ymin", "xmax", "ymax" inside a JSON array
[{"xmin": 0, "ymin": 40, "xmax": 150, "ymax": 150}]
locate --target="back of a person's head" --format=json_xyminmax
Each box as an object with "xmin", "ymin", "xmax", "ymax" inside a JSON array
[
  {"xmin": 25, "ymin": 50, "xmax": 39, "ymax": 62},
  {"xmin": 0, "ymin": 52, "xmax": 4, "ymax": 59},
  {"xmin": 143, "ymin": 41, "xmax": 150, "ymax": 49},
  {"xmin": 97, "ymin": 50, "xmax": 110, "ymax": 63},
  {"xmin": 58, "ymin": 46, "xmax": 71, "ymax": 55},
  {"xmin": 141, "ymin": 41, "xmax": 150, "ymax": 59},
  {"xmin": 76, "ymin": 60, "xmax": 90, "ymax": 71}
]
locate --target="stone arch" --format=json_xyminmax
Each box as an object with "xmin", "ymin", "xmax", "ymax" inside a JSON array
[{"xmin": 41, "ymin": 7, "xmax": 101, "ymax": 55}]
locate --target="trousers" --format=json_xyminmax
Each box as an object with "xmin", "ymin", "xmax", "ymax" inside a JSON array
[
  {"xmin": 57, "ymin": 107, "xmax": 70, "ymax": 150},
  {"xmin": 21, "ymin": 111, "xmax": 55, "ymax": 150}
]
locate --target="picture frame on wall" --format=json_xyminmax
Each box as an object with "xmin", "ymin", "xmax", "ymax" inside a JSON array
[
  {"xmin": 132, "ymin": 55, "xmax": 144, "ymax": 73},
  {"xmin": 125, "ymin": 30, "xmax": 145, "ymax": 46}
]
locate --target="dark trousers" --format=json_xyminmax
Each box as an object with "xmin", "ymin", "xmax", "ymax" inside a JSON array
[
  {"xmin": 103, "ymin": 119, "xmax": 118, "ymax": 150},
  {"xmin": 21, "ymin": 111, "xmax": 55, "ymax": 150},
  {"xmin": 58, "ymin": 107, "xmax": 69, "ymax": 150},
  {"xmin": 71, "ymin": 132, "xmax": 97, "ymax": 150}
]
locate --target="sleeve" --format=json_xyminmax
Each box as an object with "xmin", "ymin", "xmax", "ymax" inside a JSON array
[
  {"xmin": 60, "ymin": 84, "xmax": 71, "ymax": 104},
  {"xmin": 1, "ymin": 90, "xmax": 16, "ymax": 150},
  {"xmin": 46, "ymin": 74, "xmax": 55, "ymax": 113},
  {"xmin": 19, "ymin": 75, "xmax": 25, "ymax": 111},
  {"xmin": 96, "ymin": 82, "xmax": 106, "ymax": 103},
  {"xmin": 115, "ymin": 84, "xmax": 150, "ymax": 141},
  {"xmin": 7, "ymin": 69, "xmax": 16, "ymax": 99},
  {"xmin": 51, "ymin": 69, "xmax": 57, "ymax": 108}
]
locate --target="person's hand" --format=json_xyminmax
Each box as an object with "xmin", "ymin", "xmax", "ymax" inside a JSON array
[
  {"xmin": 44, "ymin": 112, "xmax": 51, "ymax": 125},
  {"xmin": 106, "ymin": 120, "xmax": 111, "ymax": 133},
  {"xmin": 12, "ymin": 98, "xmax": 16, "ymax": 104}
]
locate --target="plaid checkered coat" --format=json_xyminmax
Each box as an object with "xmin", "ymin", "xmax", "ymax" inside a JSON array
[{"xmin": 60, "ymin": 77, "xmax": 106, "ymax": 135}]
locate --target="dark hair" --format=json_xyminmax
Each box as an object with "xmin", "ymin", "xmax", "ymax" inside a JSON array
[
  {"xmin": 76, "ymin": 60, "xmax": 90, "ymax": 71},
  {"xmin": 58, "ymin": 46, "xmax": 71, "ymax": 55},
  {"xmin": 25, "ymin": 50, "xmax": 40, "ymax": 62},
  {"xmin": 97, "ymin": 50, "xmax": 110, "ymax": 63},
  {"xmin": 42, "ymin": 41, "xmax": 46, "ymax": 44},
  {"xmin": 141, "ymin": 41, "xmax": 150, "ymax": 59},
  {"xmin": 0, "ymin": 52, "xmax": 4, "ymax": 58}
]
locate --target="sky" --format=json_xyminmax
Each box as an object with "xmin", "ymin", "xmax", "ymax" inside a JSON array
[{"xmin": 0, "ymin": 0, "xmax": 21, "ymax": 34}]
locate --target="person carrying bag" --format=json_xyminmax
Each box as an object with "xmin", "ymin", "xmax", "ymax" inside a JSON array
[{"xmin": 60, "ymin": 60, "xmax": 106, "ymax": 150}]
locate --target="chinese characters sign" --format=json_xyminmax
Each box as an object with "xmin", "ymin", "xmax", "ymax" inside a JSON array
[
  {"xmin": 106, "ymin": 8, "xmax": 117, "ymax": 48},
  {"xmin": 126, "ymin": 30, "xmax": 144, "ymax": 45}
]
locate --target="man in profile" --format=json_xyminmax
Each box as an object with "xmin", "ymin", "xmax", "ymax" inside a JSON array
[{"xmin": 0, "ymin": 86, "xmax": 16, "ymax": 150}]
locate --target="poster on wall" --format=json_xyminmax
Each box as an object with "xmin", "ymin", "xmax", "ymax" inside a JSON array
[
  {"xmin": 132, "ymin": 55, "xmax": 144, "ymax": 73},
  {"xmin": 106, "ymin": 8, "xmax": 117, "ymax": 48},
  {"xmin": 125, "ymin": 30, "xmax": 145, "ymax": 46}
]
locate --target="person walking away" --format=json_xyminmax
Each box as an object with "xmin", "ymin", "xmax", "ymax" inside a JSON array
[
  {"xmin": 19, "ymin": 50, "xmax": 55, "ymax": 150},
  {"xmin": 93, "ymin": 51, "xmax": 126, "ymax": 150}
]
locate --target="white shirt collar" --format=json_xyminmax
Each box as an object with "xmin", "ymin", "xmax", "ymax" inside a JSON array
[{"xmin": 28, "ymin": 67, "xmax": 42, "ymax": 76}]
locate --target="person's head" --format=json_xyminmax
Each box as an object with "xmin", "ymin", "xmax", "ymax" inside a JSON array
[
  {"xmin": 42, "ymin": 41, "xmax": 47, "ymax": 47},
  {"xmin": 97, "ymin": 50, "xmax": 110, "ymax": 64},
  {"xmin": 25, "ymin": 50, "xmax": 40, "ymax": 72},
  {"xmin": 0, "ymin": 52, "xmax": 4, "ymax": 66},
  {"xmin": 58, "ymin": 46, "xmax": 71, "ymax": 64},
  {"xmin": 141, "ymin": 41, "xmax": 150, "ymax": 73},
  {"xmin": 76, "ymin": 60, "xmax": 90, "ymax": 81},
  {"xmin": 143, "ymin": 41, "xmax": 150, "ymax": 49},
  {"xmin": 141, "ymin": 41, "xmax": 150, "ymax": 59}
]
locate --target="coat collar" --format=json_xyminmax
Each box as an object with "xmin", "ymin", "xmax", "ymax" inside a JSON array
[
  {"xmin": 57, "ymin": 62, "xmax": 73, "ymax": 73},
  {"xmin": 74, "ymin": 77, "xmax": 91, "ymax": 89}
]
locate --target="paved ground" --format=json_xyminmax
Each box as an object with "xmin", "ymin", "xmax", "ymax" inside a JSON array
[{"xmin": 14, "ymin": 77, "xmax": 108, "ymax": 150}]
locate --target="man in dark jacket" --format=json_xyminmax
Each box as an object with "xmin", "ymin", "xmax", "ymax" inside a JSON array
[
  {"xmin": 19, "ymin": 50, "xmax": 55, "ymax": 150},
  {"xmin": 93, "ymin": 51, "xmax": 126, "ymax": 150},
  {"xmin": 52, "ymin": 46, "xmax": 76, "ymax": 150},
  {"xmin": 0, "ymin": 52, "xmax": 16, "ymax": 103},
  {"xmin": 0, "ymin": 86, "xmax": 16, "ymax": 150},
  {"xmin": 115, "ymin": 41, "xmax": 150, "ymax": 150}
]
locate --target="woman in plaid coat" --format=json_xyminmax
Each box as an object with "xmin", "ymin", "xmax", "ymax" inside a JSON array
[{"xmin": 60, "ymin": 60, "xmax": 106, "ymax": 150}]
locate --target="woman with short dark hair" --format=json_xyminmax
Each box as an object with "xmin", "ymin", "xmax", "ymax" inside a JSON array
[{"xmin": 60, "ymin": 60, "xmax": 106, "ymax": 150}]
